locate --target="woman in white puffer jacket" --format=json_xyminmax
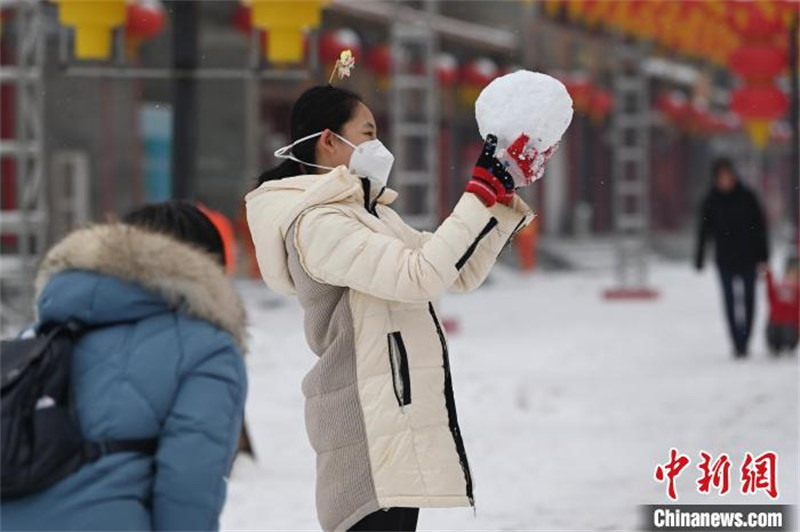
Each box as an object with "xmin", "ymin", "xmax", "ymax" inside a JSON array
[{"xmin": 246, "ymin": 85, "xmax": 533, "ymax": 532}]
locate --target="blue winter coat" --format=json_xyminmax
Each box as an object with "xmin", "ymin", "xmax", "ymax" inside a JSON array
[{"xmin": 1, "ymin": 225, "xmax": 248, "ymax": 531}]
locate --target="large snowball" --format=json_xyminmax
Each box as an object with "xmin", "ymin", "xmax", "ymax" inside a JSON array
[{"xmin": 475, "ymin": 70, "xmax": 574, "ymax": 153}]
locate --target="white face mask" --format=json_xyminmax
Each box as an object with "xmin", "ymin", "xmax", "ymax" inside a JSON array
[{"xmin": 274, "ymin": 131, "xmax": 395, "ymax": 190}]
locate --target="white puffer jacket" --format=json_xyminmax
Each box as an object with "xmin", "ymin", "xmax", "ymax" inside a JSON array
[{"xmin": 246, "ymin": 166, "xmax": 532, "ymax": 531}]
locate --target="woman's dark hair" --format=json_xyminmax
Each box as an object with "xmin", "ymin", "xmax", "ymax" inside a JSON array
[
  {"xmin": 711, "ymin": 157, "xmax": 737, "ymax": 180},
  {"xmin": 122, "ymin": 200, "xmax": 226, "ymax": 267},
  {"xmin": 258, "ymin": 85, "xmax": 363, "ymax": 184}
]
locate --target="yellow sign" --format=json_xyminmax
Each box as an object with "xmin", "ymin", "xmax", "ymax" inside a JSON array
[
  {"xmin": 246, "ymin": 0, "xmax": 327, "ymax": 63},
  {"xmin": 56, "ymin": 0, "xmax": 127, "ymax": 60}
]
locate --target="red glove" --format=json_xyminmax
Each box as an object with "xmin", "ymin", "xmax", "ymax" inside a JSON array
[{"xmin": 466, "ymin": 134, "xmax": 515, "ymax": 207}]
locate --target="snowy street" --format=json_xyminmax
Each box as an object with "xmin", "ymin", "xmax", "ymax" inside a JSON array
[
  {"xmin": 3, "ymin": 2, "xmax": 797, "ymax": 531},
  {"xmin": 223, "ymin": 262, "xmax": 798, "ymax": 531}
]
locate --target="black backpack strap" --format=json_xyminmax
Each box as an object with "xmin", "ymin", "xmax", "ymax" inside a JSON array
[
  {"xmin": 104, "ymin": 439, "xmax": 158, "ymax": 454},
  {"xmin": 83, "ymin": 439, "xmax": 159, "ymax": 462},
  {"xmin": 38, "ymin": 319, "xmax": 135, "ymax": 338}
]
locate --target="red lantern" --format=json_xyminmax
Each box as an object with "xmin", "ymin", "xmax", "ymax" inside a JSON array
[
  {"xmin": 726, "ymin": 2, "xmax": 791, "ymax": 150},
  {"xmin": 729, "ymin": 45, "xmax": 787, "ymax": 82},
  {"xmin": 367, "ymin": 44, "xmax": 391, "ymax": 77},
  {"xmin": 319, "ymin": 28, "xmax": 361, "ymax": 65},
  {"xmin": 588, "ymin": 88, "xmax": 613, "ymax": 122},
  {"xmin": 459, "ymin": 57, "xmax": 499, "ymax": 87},
  {"xmin": 564, "ymin": 73, "xmax": 592, "ymax": 112},
  {"xmin": 366, "ymin": 44, "xmax": 410, "ymax": 90},
  {"xmin": 729, "ymin": 4, "xmax": 785, "ymax": 40},
  {"xmin": 232, "ymin": 4, "xmax": 252, "ymax": 34},
  {"xmin": 731, "ymin": 85, "xmax": 789, "ymax": 120},
  {"xmin": 436, "ymin": 53, "xmax": 458, "ymax": 87},
  {"xmin": 458, "ymin": 57, "xmax": 498, "ymax": 107},
  {"xmin": 231, "ymin": 4, "xmax": 269, "ymax": 52},
  {"xmin": 731, "ymin": 85, "xmax": 789, "ymax": 148},
  {"xmin": 126, "ymin": 0, "xmax": 165, "ymax": 41}
]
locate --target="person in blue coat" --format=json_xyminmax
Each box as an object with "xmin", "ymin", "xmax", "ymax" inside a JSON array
[{"xmin": 2, "ymin": 201, "xmax": 248, "ymax": 531}]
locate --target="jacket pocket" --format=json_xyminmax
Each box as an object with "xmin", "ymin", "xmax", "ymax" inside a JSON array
[{"xmin": 387, "ymin": 332, "xmax": 411, "ymax": 408}]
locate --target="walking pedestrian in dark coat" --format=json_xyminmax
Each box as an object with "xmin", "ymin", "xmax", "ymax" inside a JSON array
[{"xmin": 695, "ymin": 158, "xmax": 769, "ymax": 357}]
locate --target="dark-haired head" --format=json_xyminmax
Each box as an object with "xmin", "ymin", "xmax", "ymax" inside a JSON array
[
  {"xmin": 711, "ymin": 157, "xmax": 738, "ymax": 193},
  {"xmin": 122, "ymin": 200, "xmax": 226, "ymax": 268},
  {"xmin": 258, "ymin": 85, "xmax": 367, "ymax": 184}
]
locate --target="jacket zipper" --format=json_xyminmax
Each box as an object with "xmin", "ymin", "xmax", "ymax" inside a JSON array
[
  {"xmin": 360, "ymin": 178, "xmax": 382, "ymax": 218},
  {"xmin": 427, "ymin": 302, "xmax": 475, "ymax": 507},
  {"xmin": 387, "ymin": 332, "xmax": 411, "ymax": 408}
]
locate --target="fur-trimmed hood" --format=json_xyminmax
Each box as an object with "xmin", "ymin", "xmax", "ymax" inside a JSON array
[{"xmin": 35, "ymin": 224, "xmax": 247, "ymax": 350}]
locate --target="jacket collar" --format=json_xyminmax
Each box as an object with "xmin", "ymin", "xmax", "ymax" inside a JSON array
[
  {"xmin": 359, "ymin": 177, "xmax": 389, "ymax": 216},
  {"xmin": 245, "ymin": 165, "xmax": 397, "ymax": 233},
  {"xmin": 35, "ymin": 224, "xmax": 247, "ymax": 350}
]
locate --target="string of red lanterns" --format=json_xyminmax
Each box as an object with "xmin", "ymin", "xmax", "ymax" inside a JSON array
[
  {"xmin": 458, "ymin": 57, "xmax": 498, "ymax": 106},
  {"xmin": 561, "ymin": 73, "xmax": 614, "ymax": 122},
  {"xmin": 728, "ymin": 3, "xmax": 790, "ymax": 148},
  {"xmin": 543, "ymin": 0, "xmax": 794, "ymax": 148},
  {"xmin": 543, "ymin": 0, "xmax": 796, "ymax": 67}
]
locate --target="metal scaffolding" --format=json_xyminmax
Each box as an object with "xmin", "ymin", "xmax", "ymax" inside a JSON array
[
  {"xmin": 0, "ymin": 0, "xmax": 47, "ymax": 332},
  {"xmin": 389, "ymin": 1, "xmax": 440, "ymax": 230},
  {"xmin": 605, "ymin": 41, "xmax": 657, "ymax": 299}
]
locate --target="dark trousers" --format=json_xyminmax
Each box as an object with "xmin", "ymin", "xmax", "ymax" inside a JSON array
[
  {"xmin": 348, "ymin": 507, "xmax": 419, "ymax": 532},
  {"xmin": 766, "ymin": 322, "xmax": 799, "ymax": 353},
  {"xmin": 718, "ymin": 267, "xmax": 756, "ymax": 355}
]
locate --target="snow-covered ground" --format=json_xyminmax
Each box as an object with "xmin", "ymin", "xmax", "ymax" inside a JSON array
[{"xmin": 222, "ymin": 261, "xmax": 798, "ymax": 531}]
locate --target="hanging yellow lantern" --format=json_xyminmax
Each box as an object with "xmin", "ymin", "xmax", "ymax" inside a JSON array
[
  {"xmin": 744, "ymin": 120, "xmax": 772, "ymax": 150},
  {"xmin": 565, "ymin": 0, "xmax": 587, "ymax": 22},
  {"xmin": 56, "ymin": 0, "xmax": 127, "ymax": 60},
  {"xmin": 584, "ymin": 1, "xmax": 610, "ymax": 28},
  {"xmin": 245, "ymin": 0, "xmax": 326, "ymax": 63},
  {"xmin": 542, "ymin": 0, "xmax": 563, "ymax": 18}
]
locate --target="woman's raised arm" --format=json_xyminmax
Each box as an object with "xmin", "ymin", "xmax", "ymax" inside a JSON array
[{"xmin": 292, "ymin": 192, "xmax": 516, "ymax": 303}]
